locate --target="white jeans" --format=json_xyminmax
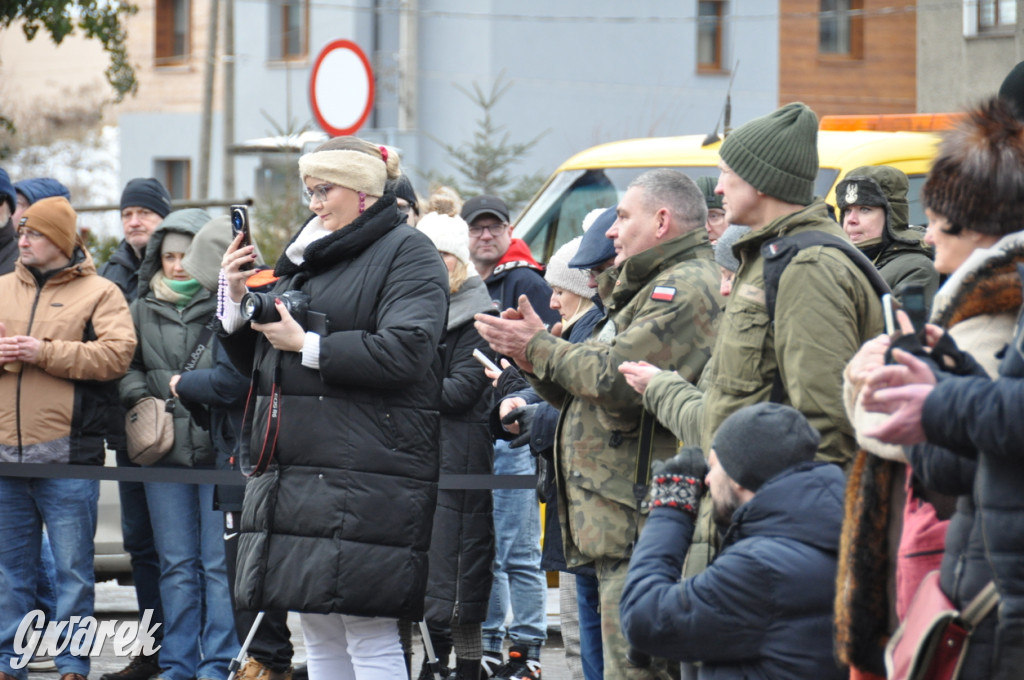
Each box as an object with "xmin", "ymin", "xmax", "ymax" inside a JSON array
[{"xmin": 300, "ymin": 612, "xmax": 406, "ymax": 680}]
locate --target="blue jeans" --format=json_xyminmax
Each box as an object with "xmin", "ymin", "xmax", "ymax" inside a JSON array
[
  {"xmin": 35, "ymin": 528, "xmax": 58, "ymax": 621},
  {"xmin": 0, "ymin": 476, "xmax": 98, "ymax": 680},
  {"xmin": 576, "ymin": 572, "xmax": 604, "ymax": 680},
  {"xmin": 482, "ymin": 440, "xmax": 547, "ymax": 659},
  {"xmin": 116, "ymin": 448, "xmax": 164, "ymax": 641},
  {"xmin": 144, "ymin": 482, "xmax": 238, "ymax": 680}
]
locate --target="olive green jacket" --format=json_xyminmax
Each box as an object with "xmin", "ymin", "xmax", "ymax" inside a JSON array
[
  {"xmin": 701, "ymin": 200, "xmax": 885, "ymax": 466},
  {"xmin": 525, "ymin": 229, "xmax": 723, "ymax": 565}
]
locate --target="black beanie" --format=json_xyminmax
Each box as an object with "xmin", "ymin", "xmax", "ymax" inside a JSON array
[
  {"xmin": 719, "ymin": 102, "xmax": 819, "ymax": 206},
  {"xmin": 120, "ymin": 178, "xmax": 172, "ymax": 218},
  {"xmin": 711, "ymin": 402, "xmax": 820, "ymax": 491},
  {"xmin": 999, "ymin": 60, "xmax": 1024, "ymax": 122},
  {"xmin": 387, "ymin": 174, "xmax": 419, "ymax": 211}
]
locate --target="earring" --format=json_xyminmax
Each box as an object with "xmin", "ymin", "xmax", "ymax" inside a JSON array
[{"xmin": 358, "ymin": 192, "xmax": 366, "ymax": 214}]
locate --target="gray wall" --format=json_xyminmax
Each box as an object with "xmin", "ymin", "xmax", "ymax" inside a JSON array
[
  {"xmin": 123, "ymin": 1, "xmax": 779, "ymax": 204},
  {"xmin": 918, "ymin": 0, "xmax": 1024, "ymax": 112},
  {"xmin": 400, "ymin": 0, "xmax": 779, "ymax": 193}
]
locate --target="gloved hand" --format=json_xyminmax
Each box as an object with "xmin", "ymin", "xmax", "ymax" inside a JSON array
[
  {"xmin": 501, "ymin": 403, "xmax": 541, "ymax": 449},
  {"xmin": 647, "ymin": 446, "xmax": 708, "ymax": 516},
  {"xmin": 496, "ymin": 364, "xmax": 530, "ymax": 398}
]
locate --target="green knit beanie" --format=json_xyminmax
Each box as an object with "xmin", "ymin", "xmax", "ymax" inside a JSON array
[
  {"xmin": 719, "ymin": 102, "xmax": 819, "ymax": 205},
  {"xmin": 696, "ymin": 176, "xmax": 723, "ymax": 211}
]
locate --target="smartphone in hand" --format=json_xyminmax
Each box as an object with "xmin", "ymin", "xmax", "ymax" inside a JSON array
[
  {"xmin": 231, "ymin": 204, "xmax": 254, "ymax": 271},
  {"xmin": 899, "ymin": 285, "xmax": 928, "ymax": 341},
  {"xmin": 882, "ymin": 293, "xmax": 898, "ymax": 336},
  {"xmin": 472, "ymin": 348, "xmax": 501, "ymax": 373}
]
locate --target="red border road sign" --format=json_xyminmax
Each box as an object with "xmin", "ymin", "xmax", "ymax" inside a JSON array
[{"xmin": 309, "ymin": 39, "xmax": 375, "ymax": 137}]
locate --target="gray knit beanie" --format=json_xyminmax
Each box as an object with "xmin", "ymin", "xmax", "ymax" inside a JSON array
[
  {"xmin": 711, "ymin": 402, "xmax": 820, "ymax": 491},
  {"xmin": 697, "ymin": 175, "xmax": 723, "ymax": 211},
  {"xmin": 184, "ymin": 216, "xmax": 235, "ymax": 291},
  {"xmin": 714, "ymin": 225, "xmax": 751, "ymax": 273},
  {"xmin": 719, "ymin": 102, "xmax": 819, "ymax": 206},
  {"xmin": 546, "ymin": 237, "xmax": 592, "ymax": 299}
]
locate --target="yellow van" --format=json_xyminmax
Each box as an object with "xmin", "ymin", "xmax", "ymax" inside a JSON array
[{"xmin": 516, "ymin": 122, "xmax": 944, "ymax": 263}]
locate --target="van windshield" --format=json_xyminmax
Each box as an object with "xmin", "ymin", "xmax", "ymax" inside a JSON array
[{"xmin": 518, "ymin": 166, "xmax": 841, "ymax": 263}]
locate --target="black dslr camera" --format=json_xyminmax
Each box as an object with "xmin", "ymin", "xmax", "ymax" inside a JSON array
[{"xmin": 240, "ymin": 290, "xmax": 310, "ymax": 326}]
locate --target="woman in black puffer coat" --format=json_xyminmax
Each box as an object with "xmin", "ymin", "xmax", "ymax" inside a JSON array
[
  {"xmin": 415, "ymin": 211, "xmax": 497, "ymax": 680},
  {"xmin": 221, "ymin": 137, "xmax": 449, "ymax": 680}
]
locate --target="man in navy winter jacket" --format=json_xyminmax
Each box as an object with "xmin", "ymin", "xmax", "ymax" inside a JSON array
[{"xmin": 621, "ymin": 403, "xmax": 847, "ymax": 679}]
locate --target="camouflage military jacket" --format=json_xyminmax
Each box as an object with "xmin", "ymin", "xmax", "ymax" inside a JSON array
[
  {"xmin": 526, "ymin": 229, "xmax": 723, "ymax": 565},
  {"xmin": 701, "ymin": 199, "xmax": 885, "ymax": 466}
]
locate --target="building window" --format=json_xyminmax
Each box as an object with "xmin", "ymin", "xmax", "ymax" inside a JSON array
[
  {"xmin": 155, "ymin": 0, "xmax": 190, "ymax": 65},
  {"xmin": 974, "ymin": 0, "xmax": 1017, "ymax": 33},
  {"xmin": 155, "ymin": 159, "xmax": 191, "ymax": 200},
  {"xmin": 697, "ymin": 1, "xmax": 726, "ymax": 72},
  {"xmin": 268, "ymin": 0, "xmax": 308, "ymax": 61},
  {"xmin": 819, "ymin": 0, "xmax": 863, "ymax": 56}
]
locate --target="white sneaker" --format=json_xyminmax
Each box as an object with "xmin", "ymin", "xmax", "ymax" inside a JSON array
[
  {"xmin": 27, "ymin": 654, "xmax": 58, "ymax": 671},
  {"xmin": 479, "ymin": 651, "xmax": 503, "ymax": 678}
]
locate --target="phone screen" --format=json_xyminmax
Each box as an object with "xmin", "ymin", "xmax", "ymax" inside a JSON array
[{"xmin": 900, "ymin": 285, "xmax": 928, "ymax": 337}]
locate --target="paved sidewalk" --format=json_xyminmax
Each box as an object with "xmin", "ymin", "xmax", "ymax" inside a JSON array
[{"xmin": 23, "ymin": 580, "xmax": 574, "ymax": 680}]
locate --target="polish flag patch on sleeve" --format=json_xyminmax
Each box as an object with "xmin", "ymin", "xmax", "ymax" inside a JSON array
[{"xmin": 651, "ymin": 286, "xmax": 676, "ymax": 302}]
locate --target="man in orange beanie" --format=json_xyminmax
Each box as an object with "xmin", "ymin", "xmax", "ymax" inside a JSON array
[{"xmin": 0, "ymin": 196, "xmax": 136, "ymax": 680}]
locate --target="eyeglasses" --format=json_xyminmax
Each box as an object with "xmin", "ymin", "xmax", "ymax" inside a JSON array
[
  {"xmin": 468, "ymin": 222, "xmax": 508, "ymax": 237},
  {"xmin": 302, "ymin": 183, "xmax": 337, "ymax": 204},
  {"xmin": 16, "ymin": 228, "xmax": 45, "ymax": 242},
  {"xmin": 583, "ymin": 264, "xmax": 612, "ymax": 279}
]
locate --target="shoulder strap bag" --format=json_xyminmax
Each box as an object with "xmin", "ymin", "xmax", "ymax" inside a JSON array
[
  {"xmin": 885, "ymin": 570, "xmax": 999, "ymax": 680},
  {"xmin": 125, "ymin": 318, "xmax": 218, "ymax": 465}
]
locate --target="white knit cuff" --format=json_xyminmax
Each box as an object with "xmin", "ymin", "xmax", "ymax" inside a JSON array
[
  {"xmin": 220, "ymin": 298, "xmax": 246, "ymax": 333},
  {"xmin": 301, "ymin": 331, "xmax": 321, "ymax": 370}
]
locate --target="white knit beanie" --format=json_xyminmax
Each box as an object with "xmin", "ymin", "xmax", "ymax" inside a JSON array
[
  {"xmin": 545, "ymin": 237, "xmax": 592, "ymax": 299},
  {"xmin": 417, "ymin": 211, "xmax": 472, "ymax": 267}
]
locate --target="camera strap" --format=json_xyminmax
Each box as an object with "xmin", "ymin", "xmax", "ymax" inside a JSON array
[
  {"xmin": 238, "ymin": 364, "xmax": 283, "ymax": 477},
  {"xmin": 176, "ymin": 317, "xmax": 219, "ymax": 431}
]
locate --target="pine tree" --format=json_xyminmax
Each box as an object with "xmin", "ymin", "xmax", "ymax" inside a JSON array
[{"xmin": 426, "ymin": 74, "xmax": 547, "ymax": 213}]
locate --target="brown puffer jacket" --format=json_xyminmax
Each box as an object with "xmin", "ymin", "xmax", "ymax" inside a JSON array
[{"xmin": 0, "ymin": 248, "xmax": 136, "ymax": 464}]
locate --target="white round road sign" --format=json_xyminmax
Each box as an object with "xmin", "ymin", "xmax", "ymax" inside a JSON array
[{"xmin": 309, "ymin": 40, "xmax": 374, "ymax": 137}]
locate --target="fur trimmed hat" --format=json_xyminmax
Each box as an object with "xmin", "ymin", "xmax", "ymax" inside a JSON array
[
  {"xmin": 922, "ymin": 96, "xmax": 1024, "ymax": 237},
  {"xmin": 417, "ymin": 211, "xmax": 472, "ymax": 268},
  {"xmin": 835, "ymin": 165, "xmax": 910, "ymax": 234},
  {"xmin": 546, "ymin": 236, "xmax": 592, "ymax": 299},
  {"xmin": 299, "ymin": 139, "xmax": 400, "ymax": 198}
]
